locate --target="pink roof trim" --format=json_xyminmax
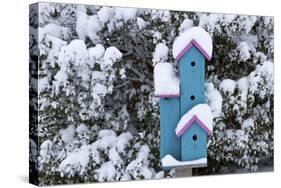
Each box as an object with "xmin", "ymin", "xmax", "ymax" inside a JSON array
[
  {"xmin": 175, "ymin": 39, "xmax": 211, "ymax": 61},
  {"xmin": 155, "ymin": 94, "xmax": 180, "ymax": 98},
  {"xmin": 176, "ymin": 115, "xmax": 212, "ymax": 137}
]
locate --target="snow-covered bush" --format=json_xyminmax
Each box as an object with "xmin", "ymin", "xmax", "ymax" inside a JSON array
[{"xmin": 29, "ymin": 2, "xmax": 273, "ymax": 185}]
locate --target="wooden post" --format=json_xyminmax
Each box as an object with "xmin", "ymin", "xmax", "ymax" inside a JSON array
[{"xmin": 175, "ymin": 168, "xmax": 192, "ymax": 177}]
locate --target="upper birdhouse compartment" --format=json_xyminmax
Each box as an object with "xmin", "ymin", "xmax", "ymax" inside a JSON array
[
  {"xmin": 172, "ymin": 27, "xmax": 213, "ymax": 61},
  {"xmin": 154, "ymin": 63, "xmax": 179, "ymax": 98}
]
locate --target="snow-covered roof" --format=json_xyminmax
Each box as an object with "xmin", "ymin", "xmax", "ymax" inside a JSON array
[
  {"xmin": 172, "ymin": 27, "xmax": 213, "ymax": 61},
  {"xmin": 154, "ymin": 63, "xmax": 179, "ymax": 98},
  {"xmin": 161, "ymin": 154, "xmax": 207, "ymax": 168},
  {"xmin": 175, "ymin": 104, "xmax": 213, "ymax": 137}
]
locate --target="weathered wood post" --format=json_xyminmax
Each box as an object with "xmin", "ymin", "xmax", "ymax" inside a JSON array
[{"xmin": 154, "ymin": 26, "xmax": 213, "ymax": 177}]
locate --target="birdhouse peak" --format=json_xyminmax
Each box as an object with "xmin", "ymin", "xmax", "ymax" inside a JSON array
[
  {"xmin": 175, "ymin": 104, "xmax": 213, "ymax": 137},
  {"xmin": 172, "ymin": 27, "xmax": 213, "ymax": 61}
]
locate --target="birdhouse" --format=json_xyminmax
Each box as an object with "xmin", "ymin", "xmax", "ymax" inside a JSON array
[
  {"xmin": 154, "ymin": 63, "xmax": 181, "ymax": 161},
  {"xmin": 175, "ymin": 104, "xmax": 213, "ymax": 161},
  {"xmin": 173, "ymin": 27, "xmax": 213, "ymax": 162},
  {"xmin": 154, "ymin": 27, "xmax": 214, "ymax": 169}
]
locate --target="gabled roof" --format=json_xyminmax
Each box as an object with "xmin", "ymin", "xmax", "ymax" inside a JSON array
[
  {"xmin": 172, "ymin": 27, "xmax": 213, "ymax": 61},
  {"xmin": 154, "ymin": 63, "xmax": 180, "ymax": 98},
  {"xmin": 175, "ymin": 104, "xmax": 213, "ymax": 137}
]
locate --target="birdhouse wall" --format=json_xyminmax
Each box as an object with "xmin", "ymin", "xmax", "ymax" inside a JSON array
[
  {"xmin": 179, "ymin": 46, "xmax": 205, "ymax": 116},
  {"xmin": 181, "ymin": 122, "xmax": 207, "ymax": 161},
  {"xmin": 160, "ymin": 98, "xmax": 181, "ymax": 161}
]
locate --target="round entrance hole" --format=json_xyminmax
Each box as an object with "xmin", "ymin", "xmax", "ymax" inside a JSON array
[
  {"xmin": 190, "ymin": 95, "xmax": 195, "ymax": 100},
  {"xmin": 191, "ymin": 61, "xmax": 196, "ymax": 67},
  {"xmin": 192, "ymin": 134, "xmax": 197, "ymax": 141}
]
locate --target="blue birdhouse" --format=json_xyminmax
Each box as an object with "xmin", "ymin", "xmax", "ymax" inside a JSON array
[{"xmin": 154, "ymin": 27, "xmax": 214, "ymax": 169}]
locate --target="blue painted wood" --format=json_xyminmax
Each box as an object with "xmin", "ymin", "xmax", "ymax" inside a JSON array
[
  {"xmin": 160, "ymin": 98, "xmax": 181, "ymax": 161},
  {"xmin": 178, "ymin": 46, "xmax": 205, "ymax": 116},
  {"xmin": 181, "ymin": 122, "xmax": 207, "ymax": 161},
  {"xmin": 178, "ymin": 45, "xmax": 207, "ymax": 161}
]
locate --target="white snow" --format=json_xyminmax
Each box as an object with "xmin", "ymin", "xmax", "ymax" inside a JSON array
[
  {"xmin": 238, "ymin": 41, "xmax": 251, "ymax": 61},
  {"xmin": 242, "ymin": 118, "xmax": 255, "ymax": 130},
  {"xmin": 88, "ymin": 44, "xmax": 105, "ymax": 61},
  {"xmin": 237, "ymin": 77, "xmax": 249, "ymax": 93},
  {"xmin": 136, "ymin": 17, "xmax": 146, "ymax": 29},
  {"xmin": 38, "ymin": 77, "xmax": 49, "ymax": 94},
  {"xmin": 248, "ymin": 61, "xmax": 274, "ymax": 98},
  {"xmin": 179, "ymin": 18, "xmax": 193, "ymax": 34},
  {"xmin": 154, "ymin": 63, "xmax": 179, "ymax": 97},
  {"xmin": 116, "ymin": 132, "xmax": 133, "ymax": 153},
  {"xmin": 96, "ymin": 130, "xmax": 118, "ymax": 150},
  {"xmin": 76, "ymin": 123, "xmax": 90, "ymax": 134},
  {"xmin": 93, "ymin": 83, "xmax": 107, "ymax": 97},
  {"xmin": 125, "ymin": 145, "xmax": 153, "ymax": 179},
  {"xmin": 161, "ymin": 154, "xmax": 207, "ymax": 167},
  {"xmin": 87, "ymin": 15, "xmax": 102, "ymax": 43},
  {"xmin": 39, "ymin": 34, "xmax": 67, "ymax": 67},
  {"xmin": 54, "ymin": 39, "xmax": 90, "ymax": 94},
  {"xmin": 40, "ymin": 139, "xmax": 53, "ymax": 158},
  {"xmin": 219, "ymin": 79, "xmax": 237, "ymax": 95},
  {"xmin": 98, "ymin": 129, "xmax": 116, "ymax": 138},
  {"xmin": 119, "ymin": 68, "xmax": 126, "ymax": 79},
  {"xmin": 154, "ymin": 171, "xmax": 164, "ymax": 179},
  {"xmin": 58, "ymin": 39, "xmax": 89, "ymax": 67},
  {"xmin": 39, "ymin": 23, "xmax": 71, "ymax": 41},
  {"xmin": 205, "ymin": 83, "xmax": 222, "ymax": 118},
  {"xmin": 103, "ymin": 46, "xmax": 122, "ymax": 65},
  {"xmin": 150, "ymin": 10, "xmax": 171, "ymax": 22},
  {"xmin": 109, "ymin": 147, "xmax": 123, "ymax": 166},
  {"xmin": 97, "ymin": 7, "xmax": 114, "ymax": 24},
  {"xmin": 59, "ymin": 125, "xmax": 75, "ymax": 144},
  {"xmin": 76, "ymin": 5, "xmax": 89, "ymax": 40},
  {"xmin": 95, "ymin": 161, "xmax": 116, "ymax": 181},
  {"xmin": 59, "ymin": 145, "xmax": 91, "ymax": 177},
  {"xmin": 175, "ymin": 104, "xmax": 213, "ymax": 136},
  {"xmin": 172, "ymin": 27, "xmax": 213, "ymax": 60},
  {"xmin": 238, "ymin": 77, "xmax": 249, "ymax": 103},
  {"xmin": 152, "ymin": 43, "xmax": 169, "ymax": 64},
  {"xmin": 115, "ymin": 8, "xmax": 137, "ymax": 21},
  {"xmin": 92, "ymin": 71, "xmax": 106, "ymax": 81}
]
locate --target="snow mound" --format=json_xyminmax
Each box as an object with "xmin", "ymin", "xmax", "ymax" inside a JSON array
[
  {"xmin": 104, "ymin": 47, "xmax": 122, "ymax": 64},
  {"xmin": 205, "ymin": 83, "xmax": 222, "ymax": 118},
  {"xmin": 175, "ymin": 104, "xmax": 213, "ymax": 137},
  {"xmin": 97, "ymin": 7, "xmax": 114, "ymax": 24},
  {"xmin": 59, "ymin": 125, "xmax": 75, "ymax": 144},
  {"xmin": 238, "ymin": 41, "xmax": 251, "ymax": 62},
  {"xmin": 219, "ymin": 79, "xmax": 237, "ymax": 95},
  {"xmin": 152, "ymin": 43, "xmax": 169, "ymax": 64},
  {"xmin": 89, "ymin": 44, "xmax": 105, "ymax": 61},
  {"xmin": 179, "ymin": 18, "xmax": 193, "ymax": 34},
  {"xmin": 39, "ymin": 23, "xmax": 71, "ymax": 41},
  {"xmin": 115, "ymin": 7, "xmax": 137, "ymax": 21},
  {"xmin": 59, "ymin": 145, "xmax": 91, "ymax": 177},
  {"xmin": 161, "ymin": 154, "xmax": 207, "ymax": 167},
  {"xmin": 172, "ymin": 27, "xmax": 213, "ymax": 61},
  {"xmin": 154, "ymin": 63, "xmax": 179, "ymax": 98}
]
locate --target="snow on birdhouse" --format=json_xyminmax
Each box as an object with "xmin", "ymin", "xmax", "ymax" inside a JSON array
[
  {"xmin": 161, "ymin": 154, "xmax": 207, "ymax": 168},
  {"xmin": 175, "ymin": 104, "xmax": 213, "ymax": 137},
  {"xmin": 172, "ymin": 27, "xmax": 213, "ymax": 61},
  {"xmin": 154, "ymin": 63, "xmax": 180, "ymax": 98}
]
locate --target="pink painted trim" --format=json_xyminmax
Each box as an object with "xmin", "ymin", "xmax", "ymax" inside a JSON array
[
  {"xmin": 176, "ymin": 115, "xmax": 212, "ymax": 137},
  {"xmin": 175, "ymin": 39, "xmax": 211, "ymax": 61},
  {"xmin": 155, "ymin": 94, "xmax": 180, "ymax": 98}
]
